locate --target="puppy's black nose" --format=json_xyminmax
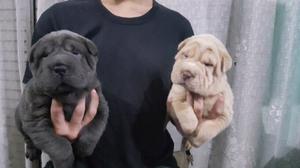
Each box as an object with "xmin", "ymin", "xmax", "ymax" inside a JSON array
[
  {"xmin": 182, "ymin": 70, "xmax": 194, "ymax": 81},
  {"xmin": 53, "ymin": 64, "xmax": 67, "ymax": 76}
]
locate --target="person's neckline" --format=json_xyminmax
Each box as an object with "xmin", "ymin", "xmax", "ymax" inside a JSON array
[{"xmin": 94, "ymin": 0, "xmax": 159, "ymax": 25}]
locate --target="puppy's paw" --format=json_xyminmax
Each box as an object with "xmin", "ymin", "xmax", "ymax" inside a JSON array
[
  {"xmin": 73, "ymin": 128, "xmax": 97, "ymax": 157},
  {"xmin": 73, "ymin": 140, "xmax": 95, "ymax": 157},
  {"xmin": 25, "ymin": 146, "xmax": 41, "ymax": 161}
]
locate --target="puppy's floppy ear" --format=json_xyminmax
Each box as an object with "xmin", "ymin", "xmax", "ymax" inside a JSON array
[
  {"xmin": 79, "ymin": 36, "xmax": 98, "ymax": 69},
  {"xmin": 177, "ymin": 36, "xmax": 196, "ymax": 51},
  {"xmin": 213, "ymin": 38, "xmax": 232, "ymax": 75},
  {"xmin": 83, "ymin": 38, "xmax": 98, "ymax": 57},
  {"xmin": 28, "ymin": 40, "xmax": 42, "ymax": 77},
  {"xmin": 220, "ymin": 47, "xmax": 232, "ymax": 73},
  {"xmin": 28, "ymin": 43, "xmax": 36, "ymax": 64},
  {"xmin": 176, "ymin": 36, "xmax": 194, "ymax": 59},
  {"xmin": 178, "ymin": 38, "xmax": 188, "ymax": 51}
]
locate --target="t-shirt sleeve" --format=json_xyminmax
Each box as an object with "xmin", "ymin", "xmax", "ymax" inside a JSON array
[
  {"xmin": 22, "ymin": 6, "xmax": 57, "ymax": 84},
  {"xmin": 181, "ymin": 17, "xmax": 194, "ymax": 40}
]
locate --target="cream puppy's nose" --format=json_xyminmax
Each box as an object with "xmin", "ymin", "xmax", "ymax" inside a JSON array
[{"xmin": 181, "ymin": 70, "xmax": 194, "ymax": 81}]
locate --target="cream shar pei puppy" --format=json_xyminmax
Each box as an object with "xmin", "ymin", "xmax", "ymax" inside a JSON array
[{"xmin": 167, "ymin": 34, "xmax": 233, "ymax": 148}]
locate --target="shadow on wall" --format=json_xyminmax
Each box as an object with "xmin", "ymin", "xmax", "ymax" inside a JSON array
[{"xmin": 263, "ymin": 149, "xmax": 300, "ymax": 168}]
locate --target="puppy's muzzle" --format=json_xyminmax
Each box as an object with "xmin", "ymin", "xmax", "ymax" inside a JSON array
[{"xmin": 53, "ymin": 63, "xmax": 67, "ymax": 77}]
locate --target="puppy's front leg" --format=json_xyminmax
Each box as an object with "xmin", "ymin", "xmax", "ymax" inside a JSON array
[
  {"xmin": 167, "ymin": 84, "xmax": 198, "ymax": 135},
  {"xmin": 15, "ymin": 109, "xmax": 42, "ymax": 161},
  {"xmin": 73, "ymin": 91, "xmax": 109, "ymax": 157},
  {"xmin": 25, "ymin": 136, "xmax": 42, "ymax": 161},
  {"xmin": 24, "ymin": 120, "xmax": 74, "ymax": 168}
]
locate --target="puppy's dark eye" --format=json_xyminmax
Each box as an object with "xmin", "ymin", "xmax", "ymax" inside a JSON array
[
  {"xmin": 41, "ymin": 53, "xmax": 48, "ymax": 58},
  {"xmin": 182, "ymin": 53, "xmax": 189, "ymax": 58},
  {"xmin": 204, "ymin": 63, "xmax": 214, "ymax": 67},
  {"xmin": 41, "ymin": 50, "xmax": 51, "ymax": 58},
  {"xmin": 41, "ymin": 46, "xmax": 53, "ymax": 58},
  {"xmin": 71, "ymin": 49, "xmax": 80, "ymax": 55}
]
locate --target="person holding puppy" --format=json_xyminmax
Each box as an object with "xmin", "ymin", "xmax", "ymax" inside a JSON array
[{"xmin": 23, "ymin": 0, "xmax": 223, "ymax": 167}]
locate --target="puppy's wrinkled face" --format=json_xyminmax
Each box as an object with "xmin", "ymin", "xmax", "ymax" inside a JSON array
[
  {"xmin": 29, "ymin": 30, "xmax": 98, "ymax": 95},
  {"xmin": 171, "ymin": 35, "xmax": 232, "ymax": 96}
]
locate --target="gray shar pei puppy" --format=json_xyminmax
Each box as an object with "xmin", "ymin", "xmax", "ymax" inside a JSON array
[{"xmin": 15, "ymin": 30, "xmax": 109, "ymax": 168}]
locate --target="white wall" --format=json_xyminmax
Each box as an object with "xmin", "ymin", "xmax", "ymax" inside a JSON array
[{"xmin": 0, "ymin": 0, "xmax": 33, "ymax": 167}]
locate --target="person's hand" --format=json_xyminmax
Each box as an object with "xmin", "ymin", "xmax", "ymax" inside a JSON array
[
  {"xmin": 50, "ymin": 89, "xmax": 99, "ymax": 141},
  {"xmin": 186, "ymin": 92, "xmax": 224, "ymax": 123}
]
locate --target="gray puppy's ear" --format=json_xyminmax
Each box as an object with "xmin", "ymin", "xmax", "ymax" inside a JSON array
[
  {"xmin": 28, "ymin": 41, "xmax": 41, "ymax": 77},
  {"xmin": 84, "ymin": 38, "xmax": 98, "ymax": 57},
  {"xmin": 79, "ymin": 37, "xmax": 98, "ymax": 69}
]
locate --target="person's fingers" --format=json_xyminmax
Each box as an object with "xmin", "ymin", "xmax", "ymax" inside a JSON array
[
  {"xmin": 70, "ymin": 97, "xmax": 86, "ymax": 127},
  {"xmin": 83, "ymin": 89, "xmax": 99, "ymax": 126},
  {"xmin": 193, "ymin": 95, "xmax": 204, "ymax": 121},
  {"xmin": 50, "ymin": 99, "xmax": 66, "ymax": 126}
]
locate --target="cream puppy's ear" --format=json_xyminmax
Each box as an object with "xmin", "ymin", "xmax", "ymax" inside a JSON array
[
  {"xmin": 220, "ymin": 47, "xmax": 232, "ymax": 73},
  {"xmin": 212, "ymin": 37, "xmax": 232, "ymax": 75},
  {"xmin": 177, "ymin": 38, "xmax": 189, "ymax": 51},
  {"xmin": 176, "ymin": 36, "xmax": 197, "ymax": 60},
  {"xmin": 177, "ymin": 36, "xmax": 199, "ymax": 51},
  {"xmin": 175, "ymin": 38, "xmax": 189, "ymax": 60}
]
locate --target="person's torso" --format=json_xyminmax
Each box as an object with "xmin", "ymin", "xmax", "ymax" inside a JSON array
[{"xmin": 31, "ymin": 0, "xmax": 193, "ymax": 167}]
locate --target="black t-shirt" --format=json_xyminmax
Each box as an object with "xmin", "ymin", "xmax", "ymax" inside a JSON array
[{"xmin": 23, "ymin": 0, "xmax": 194, "ymax": 167}]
